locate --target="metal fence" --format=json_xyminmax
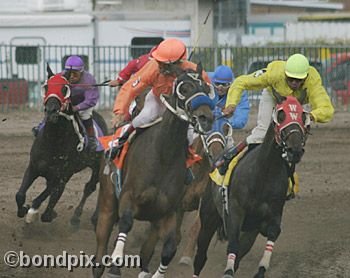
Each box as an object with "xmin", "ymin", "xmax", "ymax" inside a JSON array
[{"xmin": 1, "ymin": 44, "xmax": 350, "ymax": 112}]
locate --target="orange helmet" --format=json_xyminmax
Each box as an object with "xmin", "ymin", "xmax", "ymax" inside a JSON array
[{"xmin": 152, "ymin": 38, "xmax": 187, "ymax": 63}]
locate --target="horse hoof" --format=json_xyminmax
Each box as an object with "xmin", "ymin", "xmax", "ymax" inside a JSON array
[
  {"xmin": 70, "ymin": 215, "xmax": 81, "ymax": 227},
  {"xmin": 138, "ymin": 271, "xmax": 152, "ymax": 278},
  {"xmin": 105, "ymin": 273, "xmax": 121, "ymax": 278},
  {"xmin": 106, "ymin": 265, "xmax": 121, "ymax": 278},
  {"xmin": 17, "ymin": 205, "xmax": 29, "ymax": 218},
  {"xmin": 178, "ymin": 256, "xmax": 192, "ymax": 266},
  {"xmin": 253, "ymin": 266, "xmax": 266, "ymax": 278},
  {"xmin": 41, "ymin": 210, "xmax": 57, "ymax": 223},
  {"xmin": 92, "ymin": 267, "xmax": 104, "ymax": 278},
  {"xmin": 222, "ymin": 269, "xmax": 234, "ymax": 278},
  {"xmin": 25, "ymin": 208, "xmax": 39, "ymax": 223}
]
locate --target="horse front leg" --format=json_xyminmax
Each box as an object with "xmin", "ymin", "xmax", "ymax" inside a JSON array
[
  {"xmin": 223, "ymin": 199, "xmax": 245, "ymax": 278},
  {"xmin": 15, "ymin": 165, "xmax": 39, "ymax": 218},
  {"xmin": 70, "ymin": 164, "xmax": 99, "ymax": 228},
  {"xmin": 111, "ymin": 191, "xmax": 134, "ymax": 262},
  {"xmin": 254, "ymin": 214, "xmax": 282, "ymax": 278},
  {"xmin": 93, "ymin": 169, "xmax": 118, "ymax": 278},
  {"xmin": 138, "ymin": 223, "xmax": 160, "ymax": 277},
  {"xmin": 178, "ymin": 212, "xmax": 201, "ymax": 266},
  {"xmin": 25, "ymin": 186, "xmax": 51, "ymax": 223},
  {"xmin": 193, "ymin": 187, "xmax": 222, "ymax": 277},
  {"xmin": 41, "ymin": 176, "xmax": 71, "ymax": 222},
  {"xmin": 152, "ymin": 213, "xmax": 177, "ymax": 278}
]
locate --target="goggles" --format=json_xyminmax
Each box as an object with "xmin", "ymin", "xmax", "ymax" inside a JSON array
[{"xmin": 214, "ymin": 82, "xmax": 231, "ymax": 89}]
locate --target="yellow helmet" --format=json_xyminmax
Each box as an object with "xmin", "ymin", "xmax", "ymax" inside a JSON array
[{"xmin": 285, "ymin": 54, "xmax": 310, "ymax": 79}]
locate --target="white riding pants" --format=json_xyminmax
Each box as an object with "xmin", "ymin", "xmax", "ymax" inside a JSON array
[
  {"xmin": 246, "ymin": 88, "xmax": 275, "ymax": 145},
  {"xmin": 131, "ymin": 90, "xmax": 195, "ymax": 145},
  {"xmin": 78, "ymin": 107, "xmax": 94, "ymax": 120}
]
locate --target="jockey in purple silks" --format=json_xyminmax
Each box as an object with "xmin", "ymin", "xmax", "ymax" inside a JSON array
[{"xmin": 33, "ymin": 55, "xmax": 100, "ymax": 151}]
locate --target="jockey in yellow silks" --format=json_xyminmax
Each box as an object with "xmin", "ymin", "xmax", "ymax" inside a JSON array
[{"xmin": 217, "ymin": 53, "xmax": 334, "ymax": 174}]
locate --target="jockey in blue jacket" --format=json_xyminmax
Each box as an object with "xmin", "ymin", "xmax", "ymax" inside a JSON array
[{"xmin": 209, "ymin": 65, "xmax": 250, "ymax": 146}]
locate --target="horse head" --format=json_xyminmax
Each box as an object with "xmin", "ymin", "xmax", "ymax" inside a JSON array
[
  {"xmin": 271, "ymin": 89, "xmax": 311, "ymax": 163},
  {"xmin": 42, "ymin": 64, "xmax": 72, "ymax": 123},
  {"xmin": 170, "ymin": 63, "xmax": 215, "ymax": 133}
]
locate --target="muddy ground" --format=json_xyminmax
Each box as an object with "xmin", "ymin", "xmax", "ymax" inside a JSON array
[{"xmin": 0, "ymin": 109, "xmax": 350, "ymax": 278}]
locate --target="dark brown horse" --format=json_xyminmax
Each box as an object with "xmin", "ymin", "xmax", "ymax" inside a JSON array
[
  {"xmin": 93, "ymin": 64, "xmax": 214, "ymax": 278},
  {"xmin": 193, "ymin": 92, "xmax": 311, "ymax": 278},
  {"xmin": 177, "ymin": 129, "xmax": 229, "ymax": 265},
  {"xmin": 15, "ymin": 65, "xmax": 108, "ymax": 228}
]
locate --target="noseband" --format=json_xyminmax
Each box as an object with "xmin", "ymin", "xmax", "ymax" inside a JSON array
[
  {"xmin": 272, "ymin": 96, "xmax": 311, "ymax": 160},
  {"xmin": 160, "ymin": 71, "xmax": 214, "ymax": 134}
]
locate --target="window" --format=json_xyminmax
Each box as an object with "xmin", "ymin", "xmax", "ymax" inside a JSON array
[
  {"xmin": 15, "ymin": 47, "xmax": 40, "ymax": 64},
  {"xmin": 214, "ymin": 0, "xmax": 247, "ymax": 30},
  {"xmin": 130, "ymin": 37, "xmax": 164, "ymax": 59}
]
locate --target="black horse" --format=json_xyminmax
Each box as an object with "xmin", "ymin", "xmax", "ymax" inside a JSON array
[
  {"xmin": 15, "ymin": 65, "xmax": 108, "ymax": 228},
  {"xmin": 93, "ymin": 64, "xmax": 214, "ymax": 278},
  {"xmin": 193, "ymin": 91, "xmax": 311, "ymax": 278}
]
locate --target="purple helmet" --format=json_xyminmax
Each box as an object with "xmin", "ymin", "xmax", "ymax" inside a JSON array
[{"xmin": 64, "ymin": 55, "xmax": 84, "ymax": 71}]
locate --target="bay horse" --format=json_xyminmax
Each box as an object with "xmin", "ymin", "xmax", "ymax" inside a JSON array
[
  {"xmin": 193, "ymin": 91, "xmax": 311, "ymax": 278},
  {"xmin": 93, "ymin": 64, "xmax": 214, "ymax": 278},
  {"xmin": 177, "ymin": 127, "xmax": 231, "ymax": 265},
  {"xmin": 15, "ymin": 65, "xmax": 108, "ymax": 228}
]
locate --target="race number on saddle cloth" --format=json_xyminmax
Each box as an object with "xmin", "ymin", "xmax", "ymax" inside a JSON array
[{"xmin": 98, "ymin": 124, "xmax": 203, "ymax": 170}]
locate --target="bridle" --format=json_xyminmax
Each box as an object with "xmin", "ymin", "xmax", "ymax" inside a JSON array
[
  {"xmin": 42, "ymin": 74, "xmax": 85, "ymax": 152},
  {"xmin": 160, "ymin": 70, "xmax": 215, "ymax": 134},
  {"xmin": 272, "ymin": 96, "xmax": 311, "ymax": 157}
]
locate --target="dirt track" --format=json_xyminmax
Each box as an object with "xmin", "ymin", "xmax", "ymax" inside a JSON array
[{"xmin": 1, "ymin": 109, "xmax": 350, "ymax": 278}]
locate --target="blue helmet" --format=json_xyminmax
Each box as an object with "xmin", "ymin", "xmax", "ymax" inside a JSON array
[{"xmin": 212, "ymin": 65, "xmax": 234, "ymax": 84}]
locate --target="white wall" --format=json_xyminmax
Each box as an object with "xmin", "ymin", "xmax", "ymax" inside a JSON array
[{"xmin": 285, "ymin": 22, "xmax": 350, "ymax": 43}]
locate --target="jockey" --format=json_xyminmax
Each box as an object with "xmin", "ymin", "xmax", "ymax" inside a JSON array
[
  {"xmin": 218, "ymin": 53, "xmax": 334, "ymax": 174},
  {"xmin": 111, "ymin": 37, "xmax": 212, "ymax": 146},
  {"xmin": 33, "ymin": 55, "xmax": 99, "ymax": 151},
  {"xmin": 109, "ymin": 44, "xmax": 161, "ymax": 87},
  {"xmin": 63, "ymin": 55, "xmax": 100, "ymax": 151},
  {"xmin": 209, "ymin": 65, "xmax": 250, "ymax": 148}
]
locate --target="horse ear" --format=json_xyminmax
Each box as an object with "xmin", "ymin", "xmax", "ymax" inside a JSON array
[
  {"xmin": 47, "ymin": 63, "xmax": 54, "ymax": 78},
  {"xmin": 271, "ymin": 88, "xmax": 285, "ymax": 104}
]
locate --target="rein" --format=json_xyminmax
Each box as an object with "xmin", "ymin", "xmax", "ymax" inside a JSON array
[{"xmin": 58, "ymin": 111, "xmax": 85, "ymax": 152}]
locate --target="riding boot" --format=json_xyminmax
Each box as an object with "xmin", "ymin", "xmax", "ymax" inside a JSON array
[
  {"xmin": 217, "ymin": 140, "xmax": 247, "ymax": 175},
  {"xmin": 107, "ymin": 125, "xmax": 135, "ymax": 160},
  {"xmin": 32, "ymin": 121, "xmax": 44, "ymax": 137},
  {"xmin": 83, "ymin": 118, "xmax": 97, "ymax": 152},
  {"xmin": 118, "ymin": 124, "xmax": 135, "ymax": 146}
]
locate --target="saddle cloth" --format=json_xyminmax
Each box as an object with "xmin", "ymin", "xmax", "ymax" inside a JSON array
[
  {"xmin": 98, "ymin": 125, "xmax": 130, "ymax": 169},
  {"xmin": 209, "ymin": 147, "xmax": 299, "ymax": 196},
  {"xmin": 98, "ymin": 124, "xmax": 202, "ymax": 170}
]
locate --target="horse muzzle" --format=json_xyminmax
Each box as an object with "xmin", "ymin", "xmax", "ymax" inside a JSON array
[
  {"xmin": 46, "ymin": 111, "xmax": 60, "ymax": 123},
  {"xmin": 193, "ymin": 109, "xmax": 214, "ymax": 133},
  {"xmin": 286, "ymin": 147, "xmax": 305, "ymax": 163}
]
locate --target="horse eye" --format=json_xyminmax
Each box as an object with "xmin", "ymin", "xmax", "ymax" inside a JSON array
[{"xmin": 277, "ymin": 110, "xmax": 286, "ymax": 123}]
